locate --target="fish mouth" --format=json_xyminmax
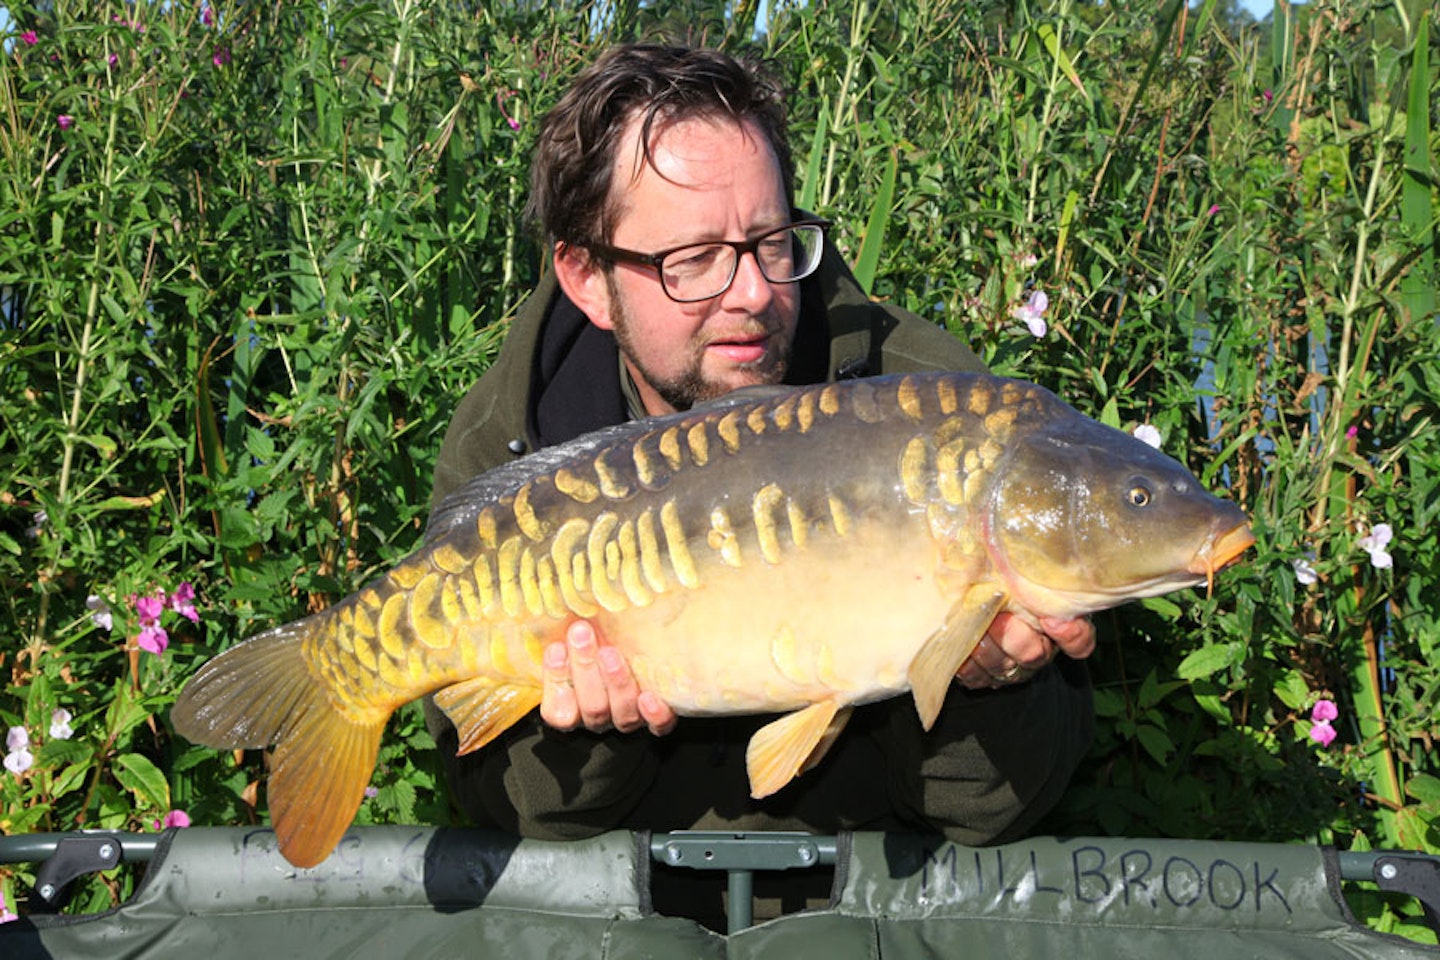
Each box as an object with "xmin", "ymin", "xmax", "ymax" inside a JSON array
[{"xmin": 1187, "ymin": 521, "xmax": 1256, "ymax": 595}]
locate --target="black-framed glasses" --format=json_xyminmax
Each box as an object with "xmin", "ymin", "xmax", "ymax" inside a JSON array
[{"xmin": 587, "ymin": 219, "xmax": 830, "ymax": 303}]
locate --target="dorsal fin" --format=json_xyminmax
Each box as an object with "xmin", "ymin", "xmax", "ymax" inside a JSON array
[{"xmin": 425, "ymin": 386, "xmax": 805, "ymax": 543}]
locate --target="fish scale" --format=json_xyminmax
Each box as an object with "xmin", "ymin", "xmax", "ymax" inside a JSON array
[{"xmin": 172, "ymin": 371, "xmax": 1254, "ymax": 869}]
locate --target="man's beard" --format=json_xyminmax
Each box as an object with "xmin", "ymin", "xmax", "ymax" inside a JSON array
[{"xmin": 608, "ymin": 285, "xmax": 793, "ymax": 412}]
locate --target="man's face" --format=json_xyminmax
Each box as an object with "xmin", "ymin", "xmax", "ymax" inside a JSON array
[{"xmin": 558, "ymin": 115, "xmax": 801, "ymax": 415}]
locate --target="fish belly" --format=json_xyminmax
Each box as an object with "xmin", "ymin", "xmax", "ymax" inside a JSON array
[{"xmin": 608, "ymin": 516, "xmax": 957, "ymax": 715}]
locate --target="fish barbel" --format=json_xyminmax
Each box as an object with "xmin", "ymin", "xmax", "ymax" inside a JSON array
[{"xmin": 172, "ymin": 372, "xmax": 1253, "ymax": 868}]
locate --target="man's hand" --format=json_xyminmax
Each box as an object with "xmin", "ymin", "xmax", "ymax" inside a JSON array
[
  {"xmin": 540, "ymin": 619, "xmax": 678, "ymax": 735},
  {"xmin": 955, "ymin": 612, "xmax": 1096, "ymax": 690}
]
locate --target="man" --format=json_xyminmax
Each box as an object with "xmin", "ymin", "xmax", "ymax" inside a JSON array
[{"xmin": 425, "ymin": 43, "xmax": 1094, "ymax": 848}]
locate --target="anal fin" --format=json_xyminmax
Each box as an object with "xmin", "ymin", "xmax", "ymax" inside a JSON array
[
  {"xmin": 745, "ymin": 700, "xmax": 852, "ymax": 799},
  {"xmin": 435, "ymin": 677, "xmax": 543, "ymax": 754},
  {"xmin": 908, "ymin": 590, "xmax": 1006, "ymax": 730}
]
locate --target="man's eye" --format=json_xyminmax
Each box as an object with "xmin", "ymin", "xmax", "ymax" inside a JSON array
[{"xmin": 670, "ymin": 247, "xmax": 722, "ymax": 271}]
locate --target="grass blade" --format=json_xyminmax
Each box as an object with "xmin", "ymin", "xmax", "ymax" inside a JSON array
[{"xmin": 851, "ymin": 146, "xmax": 897, "ymax": 296}]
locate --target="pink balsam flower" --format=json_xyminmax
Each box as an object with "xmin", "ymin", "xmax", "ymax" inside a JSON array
[
  {"xmin": 4, "ymin": 727, "xmax": 33, "ymax": 775},
  {"xmin": 49, "ymin": 708, "xmax": 74, "ymax": 741},
  {"xmin": 1309, "ymin": 721, "xmax": 1337, "ymax": 747},
  {"xmin": 1357, "ymin": 523, "xmax": 1393, "ymax": 570},
  {"xmin": 136, "ymin": 624, "xmax": 169, "ymax": 655},
  {"xmin": 1011, "ymin": 290, "xmax": 1049, "ymax": 338},
  {"xmin": 154, "ymin": 809, "xmax": 192, "ymax": 829},
  {"xmin": 168, "ymin": 582, "xmax": 200, "ymax": 623},
  {"xmin": 1133, "ymin": 425, "xmax": 1162, "ymax": 449},
  {"xmin": 1292, "ymin": 556, "xmax": 1318, "ymax": 586},
  {"xmin": 87, "ymin": 594, "xmax": 114, "ymax": 631},
  {"xmin": 1308, "ymin": 699, "xmax": 1339, "ymax": 748}
]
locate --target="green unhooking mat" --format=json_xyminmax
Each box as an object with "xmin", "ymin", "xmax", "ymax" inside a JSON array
[{"xmin": 1, "ymin": 826, "xmax": 1437, "ymax": 958}]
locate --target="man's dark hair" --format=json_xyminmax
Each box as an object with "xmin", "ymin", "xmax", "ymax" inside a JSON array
[{"xmin": 527, "ymin": 43, "xmax": 793, "ymax": 251}]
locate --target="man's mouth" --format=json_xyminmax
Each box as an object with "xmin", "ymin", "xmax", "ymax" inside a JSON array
[{"xmin": 705, "ymin": 332, "xmax": 771, "ymax": 366}]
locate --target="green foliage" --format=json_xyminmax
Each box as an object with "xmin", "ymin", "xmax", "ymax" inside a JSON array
[{"xmin": 2, "ymin": 0, "xmax": 1437, "ymax": 941}]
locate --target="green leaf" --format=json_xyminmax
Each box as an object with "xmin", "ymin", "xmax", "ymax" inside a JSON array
[
  {"xmin": 1136, "ymin": 724, "xmax": 1174, "ymax": 765},
  {"xmin": 1192, "ymin": 696, "xmax": 1227, "ymax": 732},
  {"xmin": 1139, "ymin": 595, "xmax": 1183, "ymax": 620},
  {"xmin": 1176, "ymin": 643, "xmax": 1238, "ymax": 681},
  {"xmin": 50, "ymin": 761, "xmax": 91, "ymax": 802},
  {"xmin": 103, "ymin": 682, "xmax": 151, "ymax": 743},
  {"xmin": 113, "ymin": 752, "xmax": 171, "ymax": 811},
  {"xmin": 851, "ymin": 147, "xmax": 898, "ymax": 296},
  {"xmin": 1272, "ymin": 670, "xmax": 1311, "ymax": 711},
  {"xmin": 798, "ymin": 96, "xmax": 829, "ymax": 213},
  {"xmin": 377, "ymin": 777, "xmax": 417, "ymax": 823},
  {"xmin": 1406, "ymin": 774, "xmax": 1440, "ymax": 810},
  {"xmin": 1035, "ymin": 23, "xmax": 1090, "ymax": 103},
  {"xmin": 196, "ymin": 338, "xmax": 230, "ymax": 483},
  {"xmin": 1091, "ymin": 687, "xmax": 1127, "ymax": 719},
  {"xmin": 82, "ymin": 433, "xmax": 120, "ymax": 459},
  {"xmin": 1137, "ymin": 670, "xmax": 1184, "ymax": 709},
  {"xmin": 99, "ymin": 293, "xmax": 129, "ymax": 326},
  {"xmin": 1098, "ymin": 396, "xmax": 1120, "ymax": 428},
  {"xmin": 1053, "ymin": 189, "xmax": 1080, "ymax": 270},
  {"xmin": 36, "ymin": 738, "xmax": 90, "ymax": 768},
  {"xmin": 1400, "ymin": 9, "xmax": 1434, "ymax": 322},
  {"xmin": 2, "ymin": 803, "xmax": 53, "ymax": 835}
]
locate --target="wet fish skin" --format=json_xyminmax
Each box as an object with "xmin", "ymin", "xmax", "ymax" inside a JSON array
[{"xmin": 171, "ymin": 372, "xmax": 1253, "ymax": 868}]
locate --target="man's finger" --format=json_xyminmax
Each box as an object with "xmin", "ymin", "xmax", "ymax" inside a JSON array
[
  {"xmin": 955, "ymin": 635, "xmax": 1017, "ymax": 689},
  {"xmin": 540, "ymin": 640, "xmax": 580, "ymax": 729},
  {"xmin": 566, "ymin": 620, "xmax": 613, "ymax": 731},
  {"xmin": 637, "ymin": 690, "xmax": 679, "ymax": 737},
  {"xmin": 598, "ymin": 644, "xmax": 644, "ymax": 732},
  {"xmin": 987, "ymin": 612, "xmax": 1052, "ymax": 668},
  {"xmin": 1039, "ymin": 615, "xmax": 1097, "ymax": 659}
]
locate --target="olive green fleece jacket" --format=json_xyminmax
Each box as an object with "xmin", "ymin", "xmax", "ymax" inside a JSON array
[{"xmin": 423, "ymin": 242, "xmax": 1093, "ymax": 845}]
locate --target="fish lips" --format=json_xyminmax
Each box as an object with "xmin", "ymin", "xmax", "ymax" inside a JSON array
[{"xmin": 1186, "ymin": 515, "xmax": 1256, "ymax": 592}]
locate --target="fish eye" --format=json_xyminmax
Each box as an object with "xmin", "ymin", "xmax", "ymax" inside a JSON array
[{"xmin": 1127, "ymin": 485, "xmax": 1152, "ymax": 508}]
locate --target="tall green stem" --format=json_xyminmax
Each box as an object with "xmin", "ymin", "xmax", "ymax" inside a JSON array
[
  {"xmin": 35, "ymin": 85, "xmax": 123, "ymax": 647},
  {"xmin": 1316, "ymin": 95, "xmax": 1403, "ymax": 847}
]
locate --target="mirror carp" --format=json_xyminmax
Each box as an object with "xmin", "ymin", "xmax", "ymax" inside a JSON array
[{"xmin": 172, "ymin": 372, "xmax": 1254, "ymax": 868}]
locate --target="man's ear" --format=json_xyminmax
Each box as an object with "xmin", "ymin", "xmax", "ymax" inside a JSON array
[{"xmin": 553, "ymin": 242, "xmax": 615, "ymax": 331}]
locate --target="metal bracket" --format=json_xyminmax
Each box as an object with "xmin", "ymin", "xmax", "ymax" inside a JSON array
[
  {"xmin": 652, "ymin": 831, "xmax": 835, "ymax": 871},
  {"xmin": 29, "ymin": 835, "xmax": 124, "ymax": 913},
  {"xmin": 1373, "ymin": 854, "xmax": 1440, "ymax": 938},
  {"xmin": 650, "ymin": 832, "xmax": 838, "ymax": 934}
]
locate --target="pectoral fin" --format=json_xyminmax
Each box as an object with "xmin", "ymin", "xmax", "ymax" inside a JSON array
[
  {"xmin": 908, "ymin": 590, "xmax": 1006, "ymax": 730},
  {"xmin": 745, "ymin": 700, "xmax": 853, "ymax": 798},
  {"xmin": 435, "ymin": 678, "xmax": 543, "ymax": 754}
]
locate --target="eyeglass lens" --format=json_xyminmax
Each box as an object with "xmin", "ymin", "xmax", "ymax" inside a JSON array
[{"xmin": 660, "ymin": 224, "xmax": 824, "ymax": 302}]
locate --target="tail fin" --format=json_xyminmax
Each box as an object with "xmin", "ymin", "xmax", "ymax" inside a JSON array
[{"xmin": 171, "ymin": 616, "xmax": 384, "ymax": 869}]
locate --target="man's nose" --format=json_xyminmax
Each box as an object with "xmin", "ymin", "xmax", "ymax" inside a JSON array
[{"xmin": 719, "ymin": 250, "xmax": 774, "ymax": 312}]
